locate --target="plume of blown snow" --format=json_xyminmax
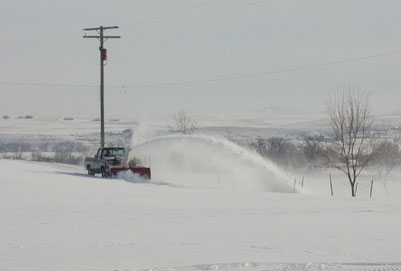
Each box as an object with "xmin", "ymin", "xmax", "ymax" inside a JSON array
[
  {"xmin": 130, "ymin": 134, "xmax": 293, "ymax": 193},
  {"xmin": 130, "ymin": 121, "xmax": 160, "ymax": 147}
]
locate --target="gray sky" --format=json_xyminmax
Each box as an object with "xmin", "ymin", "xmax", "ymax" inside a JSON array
[{"xmin": 1, "ymin": 0, "xmax": 401, "ymax": 120}]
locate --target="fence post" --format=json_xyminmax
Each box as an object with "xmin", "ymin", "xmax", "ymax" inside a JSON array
[
  {"xmin": 370, "ymin": 180, "xmax": 374, "ymax": 198},
  {"xmin": 301, "ymin": 176, "xmax": 304, "ymax": 188},
  {"xmin": 329, "ymin": 173, "xmax": 334, "ymax": 196}
]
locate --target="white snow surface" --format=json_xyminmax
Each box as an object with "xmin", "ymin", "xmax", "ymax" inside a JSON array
[{"xmin": 1, "ymin": 159, "xmax": 401, "ymax": 271}]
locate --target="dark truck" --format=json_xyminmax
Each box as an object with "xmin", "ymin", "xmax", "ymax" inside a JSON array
[{"xmin": 84, "ymin": 147, "xmax": 150, "ymax": 179}]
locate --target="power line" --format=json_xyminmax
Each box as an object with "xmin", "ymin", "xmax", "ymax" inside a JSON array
[
  {"xmin": 162, "ymin": 0, "xmax": 270, "ymax": 28},
  {"xmin": 124, "ymin": 0, "xmax": 270, "ymax": 35},
  {"xmin": 121, "ymin": 0, "xmax": 220, "ymax": 29},
  {"xmin": 0, "ymin": 81, "xmax": 97, "ymax": 88},
  {"xmin": 1, "ymin": 48, "xmax": 401, "ymax": 89},
  {"xmin": 120, "ymin": 49, "xmax": 401, "ymax": 88}
]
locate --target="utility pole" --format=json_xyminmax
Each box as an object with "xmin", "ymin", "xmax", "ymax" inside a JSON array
[{"xmin": 83, "ymin": 26, "xmax": 120, "ymax": 147}]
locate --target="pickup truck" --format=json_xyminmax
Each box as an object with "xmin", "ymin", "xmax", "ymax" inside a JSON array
[{"xmin": 84, "ymin": 147, "xmax": 151, "ymax": 179}]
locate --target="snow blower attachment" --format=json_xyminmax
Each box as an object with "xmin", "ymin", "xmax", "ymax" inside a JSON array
[{"xmin": 84, "ymin": 147, "xmax": 151, "ymax": 179}]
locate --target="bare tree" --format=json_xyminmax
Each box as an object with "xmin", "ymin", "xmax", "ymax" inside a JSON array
[
  {"xmin": 171, "ymin": 110, "xmax": 198, "ymax": 135},
  {"xmin": 371, "ymin": 128, "xmax": 401, "ymax": 191},
  {"xmin": 325, "ymin": 87, "xmax": 374, "ymax": 197},
  {"xmin": 303, "ymin": 134, "xmax": 325, "ymax": 169},
  {"xmin": 251, "ymin": 137, "xmax": 303, "ymax": 171}
]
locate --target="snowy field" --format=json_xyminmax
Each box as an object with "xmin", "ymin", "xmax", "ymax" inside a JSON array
[
  {"xmin": 1, "ymin": 116, "xmax": 401, "ymax": 270},
  {"xmin": 1, "ymin": 160, "xmax": 401, "ymax": 271}
]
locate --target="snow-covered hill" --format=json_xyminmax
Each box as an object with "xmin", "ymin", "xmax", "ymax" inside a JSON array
[{"xmin": 1, "ymin": 159, "xmax": 401, "ymax": 271}]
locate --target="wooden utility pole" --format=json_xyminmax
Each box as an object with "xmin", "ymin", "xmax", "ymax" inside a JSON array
[{"xmin": 83, "ymin": 26, "xmax": 120, "ymax": 147}]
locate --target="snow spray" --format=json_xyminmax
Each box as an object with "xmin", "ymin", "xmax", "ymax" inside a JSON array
[{"xmin": 130, "ymin": 134, "xmax": 293, "ymax": 193}]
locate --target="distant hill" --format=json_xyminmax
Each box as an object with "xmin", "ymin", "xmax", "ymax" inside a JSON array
[{"xmin": 254, "ymin": 106, "xmax": 312, "ymax": 115}]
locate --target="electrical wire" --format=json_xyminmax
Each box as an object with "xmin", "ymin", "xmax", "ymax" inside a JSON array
[
  {"xmin": 120, "ymin": 49, "xmax": 401, "ymax": 88},
  {"xmin": 1, "ymin": 48, "xmax": 401, "ymax": 89},
  {"xmin": 124, "ymin": 0, "xmax": 270, "ymax": 35},
  {"xmin": 120, "ymin": 0, "xmax": 220, "ymax": 29},
  {"xmin": 158, "ymin": 0, "xmax": 269, "ymax": 28},
  {"xmin": 0, "ymin": 81, "xmax": 97, "ymax": 88}
]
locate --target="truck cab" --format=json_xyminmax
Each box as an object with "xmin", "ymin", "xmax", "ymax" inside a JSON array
[{"xmin": 97, "ymin": 147, "xmax": 125, "ymax": 164}]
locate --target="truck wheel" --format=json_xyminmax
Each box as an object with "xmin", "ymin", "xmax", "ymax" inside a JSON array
[
  {"xmin": 87, "ymin": 166, "xmax": 95, "ymax": 176},
  {"xmin": 100, "ymin": 166, "xmax": 108, "ymax": 178}
]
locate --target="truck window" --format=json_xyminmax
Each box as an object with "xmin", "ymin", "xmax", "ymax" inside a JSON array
[
  {"xmin": 100, "ymin": 148, "xmax": 125, "ymax": 157},
  {"xmin": 102, "ymin": 149, "xmax": 112, "ymax": 157},
  {"xmin": 114, "ymin": 149, "xmax": 125, "ymax": 157}
]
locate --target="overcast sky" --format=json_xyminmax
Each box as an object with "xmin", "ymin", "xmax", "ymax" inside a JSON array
[{"xmin": 1, "ymin": 0, "xmax": 401, "ymax": 120}]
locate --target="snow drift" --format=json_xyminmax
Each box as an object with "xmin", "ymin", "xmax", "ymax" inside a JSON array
[{"xmin": 130, "ymin": 134, "xmax": 292, "ymax": 192}]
